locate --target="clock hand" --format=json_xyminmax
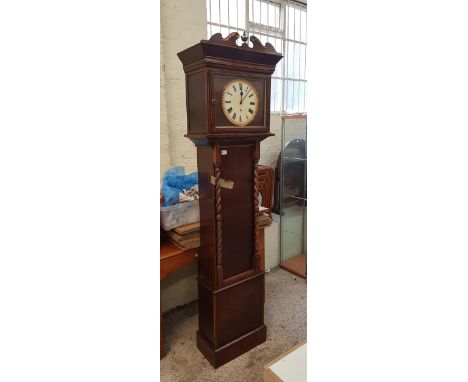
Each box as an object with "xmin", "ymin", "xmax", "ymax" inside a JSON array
[{"xmin": 240, "ymin": 88, "xmax": 251, "ymax": 104}]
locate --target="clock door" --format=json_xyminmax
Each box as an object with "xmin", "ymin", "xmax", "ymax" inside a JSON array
[
  {"xmin": 210, "ymin": 71, "xmax": 269, "ymax": 132},
  {"xmin": 218, "ymin": 144, "xmax": 255, "ymax": 280}
]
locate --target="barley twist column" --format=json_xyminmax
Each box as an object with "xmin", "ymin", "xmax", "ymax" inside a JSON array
[
  {"xmin": 214, "ymin": 165, "xmax": 223, "ymax": 286},
  {"xmin": 253, "ymin": 160, "xmax": 260, "ymax": 270}
]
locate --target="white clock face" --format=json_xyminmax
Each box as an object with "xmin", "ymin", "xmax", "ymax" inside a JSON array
[{"xmin": 221, "ymin": 79, "xmax": 259, "ymax": 126}]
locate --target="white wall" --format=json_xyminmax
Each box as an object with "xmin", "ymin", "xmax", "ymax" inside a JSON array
[
  {"xmin": 160, "ymin": 0, "xmax": 206, "ymax": 178},
  {"xmin": 160, "ymin": 0, "xmax": 283, "ymax": 312},
  {"xmin": 260, "ymin": 114, "xmax": 283, "ymax": 167},
  {"xmin": 160, "ymin": 37, "xmax": 171, "ymax": 177}
]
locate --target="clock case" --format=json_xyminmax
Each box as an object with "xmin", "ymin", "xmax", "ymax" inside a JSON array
[{"xmin": 177, "ymin": 32, "xmax": 282, "ymax": 368}]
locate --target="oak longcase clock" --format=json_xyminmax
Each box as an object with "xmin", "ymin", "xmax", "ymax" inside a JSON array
[{"xmin": 177, "ymin": 32, "xmax": 283, "ymax": 368}]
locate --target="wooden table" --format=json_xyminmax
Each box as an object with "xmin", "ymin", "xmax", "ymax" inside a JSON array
[{"xmin": 160, "ymin": 238, "xmax": 199, "ymax": 358}]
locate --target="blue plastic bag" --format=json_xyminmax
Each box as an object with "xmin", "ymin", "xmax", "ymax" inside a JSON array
[{"xmin": 161, "ymin": 167, "xmax": 198, "ymax": 207}]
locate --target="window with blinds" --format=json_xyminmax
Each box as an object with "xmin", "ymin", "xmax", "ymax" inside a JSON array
[{"xmin": 206, "ymin": 0, "xmax": 307, "ymax": 113}]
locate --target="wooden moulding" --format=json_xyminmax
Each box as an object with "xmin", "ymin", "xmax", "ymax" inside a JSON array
[
  {"xmin": 177, "ymin": 32, "xmax": 283, "ymax": 70},
  {"xmin": 196, "ymin": 272, "xmax": 266, "ymax": 368},
  {"xmin": 197, "ymin": 325, "xmax": 267, "ymax": 369}
]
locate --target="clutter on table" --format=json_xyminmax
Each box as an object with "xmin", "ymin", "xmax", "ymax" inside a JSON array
[
  {"xmin": 160, "ymin": 167, "xmax": 200, "ymax": 231},
  {"xmin": 160, "ymin": 166, "xmax": 199, "ymax": 207},
  {"xmin": 164, "ymin": 208, "xmax": 272, "ymax": 250}
]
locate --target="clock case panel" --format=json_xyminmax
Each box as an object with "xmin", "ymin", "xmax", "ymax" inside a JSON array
[
  {"xmin": 184, "ymin": 69, "xmax": 270, "ymax": 136},
  {"xmin": 212, "ymin": 71, "xmax": 268, "ymax": 131},
  {"xmin": 178, "ymin": 32, "xmax": 282, "ymax": 368}
]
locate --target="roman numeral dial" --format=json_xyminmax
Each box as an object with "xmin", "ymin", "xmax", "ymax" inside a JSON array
[{"xmin": 221, "ymin": 79, "xmax": 259, "ymax": 127}]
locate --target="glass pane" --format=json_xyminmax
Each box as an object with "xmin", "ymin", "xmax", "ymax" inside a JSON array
[
  {"xmin": 292, "ymin": 81, "xmax": 298, "ymax": 112},
  {"xmin": 298, "ymin": 81, "xmax": 305, "ymax": 112},
  {"xmin": 250, "ymin": 0, "xmax": 259, "ymax": 23},
  {"xmin": 304, "ymin": 82, "xmax": 307, "ymax": 112},
  {"xmin": 237, "ymin": 0, "xmax": 246, "ymax": 30},
  {"xmin": 275, "ymin": 1, "xmax": 281, "ymax": 30},
  {"xmin": 271, "ymin": 37, "xmax": 282, "ymax": 53},
  {"xmin": 210, "ymin": 0, "xmax": 219, "ymax": 24},
  {"xmin": 260, "ymin": 0, "xmax": 267, "ymax": 24},
  {"xmin": 299, "ymin": 44, "xmax": 306, "ymax": 80},
  {"xmin": 284, "ymin": 80, "xmax": 304, "ymax": 113},
  {"xmin": 280, "ymin": 116, "xmax": 307, "ymax": 269},
  {"xmin": 286, "ymin": 41, "xmax": 303, "ymax": 79},
  {"xmin": 294, "ymin": 43, "xmax": 300, "ymax": 80},
  {"xmin": 207, "ymin": 0, "xmax": 211, "ymax": 22},
  {"xmin": 287, "ymin": 5, "xmax": 295, "ymax": 39},
  {"xmin": 250, "ymin": 0, "xmax": 280, "ymax": 29},
  {"xmin": 273, "ymin": 58, "xmax": 283, "ymax": 78},
  {"xmin": 271, "ymin": 78, "xmax": 282, "ymax": 112},
  {"xmin": 219, "ymin": 0, "xmax": 230, "ymax": 26},
  {"xmin": 285, "ymin": 80, "xmax": 294, "ymax": 112},
  {"xmin": 268, "ymin": 2, "xmax": 279, "ymax": 29},
  {"xmin": 301, "ymin": 9, "xmax": 307, "ymax": 43},
  {"xmin": 302, "ymin": 81, "xmax": 307, "ymax": 112},
  {"xmin": 284, "ymin": 43, "xmax": 289, "ymax": 78},
  {"xmin": 295, "ymin": 7, "xmax": 301, "ymax": 41},
  {"xmin": 295, "ymin": 44, "xmax": 301, "ymax": 79}
]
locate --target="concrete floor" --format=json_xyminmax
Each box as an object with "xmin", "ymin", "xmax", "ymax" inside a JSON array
[{"xmin": 160, "ymin": 267, "xmax": 307, "ymax": 382}]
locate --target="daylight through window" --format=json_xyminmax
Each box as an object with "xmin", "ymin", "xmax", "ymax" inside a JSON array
[{"xmin": 206, "ymin": 0, "xmax": 307, "ymax": 113}]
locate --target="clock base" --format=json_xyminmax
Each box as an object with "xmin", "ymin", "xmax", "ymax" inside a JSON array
[{"xmin": 197, "ymin": 325, "xmax": 267, "ymax": 368}]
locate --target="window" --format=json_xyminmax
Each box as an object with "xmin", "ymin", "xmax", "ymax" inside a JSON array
[{"xmin": 206, "ymin": 0, "xmax": 307, "ymax": 113}]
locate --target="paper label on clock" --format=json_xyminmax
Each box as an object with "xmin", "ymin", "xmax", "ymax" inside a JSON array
[{"xmin": 210, "ymin": 176, "xmax": 234, "ymax": 189}]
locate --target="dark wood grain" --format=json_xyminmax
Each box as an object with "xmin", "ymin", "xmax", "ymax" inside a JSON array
[
  {"xmin": 219, "ymin": 144, "xmax": 254, "ymax": 279},
  {"xmin": 177, "ymin": 32, "xmax": 282, "ymax": 368}
]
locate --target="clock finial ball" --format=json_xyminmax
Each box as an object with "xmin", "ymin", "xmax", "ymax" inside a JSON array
[{"xmin": 241, "ymin": 30, "xmax": 249, "ymax": 43}]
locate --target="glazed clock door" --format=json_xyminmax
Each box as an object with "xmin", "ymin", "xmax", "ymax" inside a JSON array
[
  {"xmin": 221, "ymin": 79, "xmax": 260, "ymax": 126},
  {"xmin": 211, "ymin": 72, "xmax": 269, "ymax": 132}
]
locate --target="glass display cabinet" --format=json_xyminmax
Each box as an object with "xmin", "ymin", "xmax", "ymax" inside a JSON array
[{"xmin": 278, "ymin": 115, "xmax": 307, "ymax": 278}]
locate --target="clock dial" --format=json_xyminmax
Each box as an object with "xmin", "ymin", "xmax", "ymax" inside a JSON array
[{"xmin": 221, "ymin": 79, "xmax": 259, "ymax": 126}]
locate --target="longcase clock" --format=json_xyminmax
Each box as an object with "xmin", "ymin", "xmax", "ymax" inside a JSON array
[{"xmin": 177, "ymin": 32, "xmax": 283, "ymax": 368}]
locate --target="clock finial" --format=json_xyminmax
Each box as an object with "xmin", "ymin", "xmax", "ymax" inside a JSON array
[{"xmin": 241, "ymin": 31, "xmax": 249, "ymax": 46}]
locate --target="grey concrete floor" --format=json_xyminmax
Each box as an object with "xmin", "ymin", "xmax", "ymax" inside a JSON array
[{"xmin": 160, "ymin": 267, "xmax": 307, "ymax": 382}]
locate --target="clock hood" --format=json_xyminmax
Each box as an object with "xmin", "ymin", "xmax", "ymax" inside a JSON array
[{"xmin": 177, "ymin": 32, "xmax": 283, "ymax": 69}]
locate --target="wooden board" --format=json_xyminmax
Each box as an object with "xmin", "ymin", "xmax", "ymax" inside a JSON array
[
  {"xmin": 280, "ymin": 254, "xmax": 306, "ymax": 279},
  {"xmin": 173, "ymin": 222, "xmax": 200, "ymax": 235},
  {"xmin": 264, "ymin": 340, "xmax": 307, "ymax": 382}
]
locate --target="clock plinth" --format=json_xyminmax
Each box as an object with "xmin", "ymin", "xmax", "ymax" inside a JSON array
[{"xmin": 178, "ymin": 33, "xmax": 282, "ymax": 368}]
